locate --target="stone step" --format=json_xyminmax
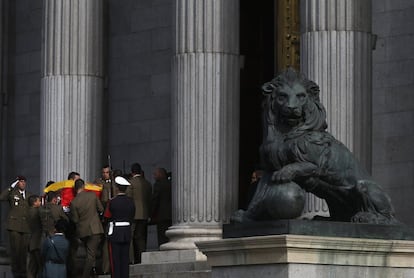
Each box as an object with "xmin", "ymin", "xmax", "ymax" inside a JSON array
[
  {"xmin": 129, "ymin": 260, "xmax": 211, "ymax": 277},
  {"xmin": 130, "ymin": 270, "xmax": 211, "ymax": 278},
  {"xmin": 130, "ymin": 261, "xmax": 210, "ymax": 275}
]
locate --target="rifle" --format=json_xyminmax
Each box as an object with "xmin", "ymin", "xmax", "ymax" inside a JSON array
[{"xmin": 108, "ymin": 154, "xmax": 113, "ymax": 199}]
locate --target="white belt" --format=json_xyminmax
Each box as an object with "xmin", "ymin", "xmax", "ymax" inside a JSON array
[
  {"xmin": 114, "ymin": 222, "xmax": 130, "ymax": 226},
  {"xmin": 108, "ymin": 222, "xmax": 130, "ymax": 235}
]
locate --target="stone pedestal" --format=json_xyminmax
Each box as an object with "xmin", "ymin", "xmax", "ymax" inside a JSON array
[{"xmin": 197, "ymin": 234, "xmax": 414, "ymax": 278}]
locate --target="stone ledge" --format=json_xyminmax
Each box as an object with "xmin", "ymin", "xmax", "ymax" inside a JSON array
[
  {"xmin": 141, "ymin": 249, "xmax": 207, "ymax": 264},
  {"xmin": 223, "ymin": 219, "xmax": 414, "ymax": 240},
  {"xmin": 196, "ymin": 234, "xmax": 414, "ymax": 268}
]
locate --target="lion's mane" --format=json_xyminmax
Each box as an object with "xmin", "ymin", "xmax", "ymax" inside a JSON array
[{"xmin": 260, "ymin": 68, "xmax": 329, "ymax": 170}]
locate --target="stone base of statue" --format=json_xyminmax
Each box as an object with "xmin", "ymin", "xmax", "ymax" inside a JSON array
[
  {"xmin": 196, "ymin": 220, "xmax": 414, "ymax": 278},
  {"xmin": 129, "ymin": 249, "xmax": 211, "ymax": 277}
]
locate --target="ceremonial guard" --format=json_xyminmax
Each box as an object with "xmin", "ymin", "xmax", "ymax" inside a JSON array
[
  {"xmin": 95, "ymin": 165, "xmax": 113, "ymax": 274},
  {"xmin": 105, "ymin": 176, "xmax": 135, "ymax": 278},
  {"xmin": 0, "ymin": 176, "xmax": 34, "ymax": 278},
  {"xmin": 97, "ymin": 165, "xmax": 113, "ymax": 206}
]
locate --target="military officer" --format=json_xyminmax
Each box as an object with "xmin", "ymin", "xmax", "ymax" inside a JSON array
[
  {"xmin": 126, "ymin": 162, "xmax": 152, "ymax": 264},
  {"xmin": 96, "ymin": 165, "xmax": 113, "ymax": 207},
  {"xmin": 0, "ymin": 176, "xmax": 34, "ymax": 278},
  {"xmin": 95, "ymin": 165, "xmax": 113, "ymax": 275},
  {"xmin": 104, "ymin": 176, "xmax": 135, "ymax": 278},
  {"xmin": 70, "ymin": 179, "xmax": 104, "ymax": 278},
  {"xmin": 39, "ymin": 191, "xmax": 69, "ymax": 236},
  {"xmin": 27, "ymin": 195, "xmax": 42, "ymax": 278}
]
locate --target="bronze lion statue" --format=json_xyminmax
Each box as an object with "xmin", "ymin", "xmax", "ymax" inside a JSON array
[{"xmin": 232, "ymin": 68, "xmax": 398, "ymax": 224}]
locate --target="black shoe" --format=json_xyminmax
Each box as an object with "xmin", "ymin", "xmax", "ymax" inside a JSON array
[{"xmin": 90, "ymin": 267, "xmax": 98, "ymax": 276}]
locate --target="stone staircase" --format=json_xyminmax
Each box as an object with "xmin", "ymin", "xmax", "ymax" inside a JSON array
[{"xmin": 128, "ymin": 261, "xmax": 211, "ymax": 278}]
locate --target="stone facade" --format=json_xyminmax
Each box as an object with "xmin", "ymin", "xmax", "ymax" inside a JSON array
[
  {"xmin": 107, "ymin": 0, "xmax": 173, "ymax": 179},
  {"xmin": 0, "ymin": 0, "xmax": 413, "ymax": 245},
  {"xmin": 372, "ymin": 0, "xmax": 414, "ymax": 226}
]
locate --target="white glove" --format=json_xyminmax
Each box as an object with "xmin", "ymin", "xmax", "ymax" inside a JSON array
[{"xmin": 10, "ymin": 180, "xmax": 18, "ymax": 188}]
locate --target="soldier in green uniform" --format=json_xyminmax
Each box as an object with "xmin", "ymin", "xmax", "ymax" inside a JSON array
[
  {"xmin": 0, "ymin": 176, "xmax": 34, "ymax": 278},
  {"xmin": 126, "ymin": 163, "xmax": 152, "ymax": 264},
  {"xmin": 70, "ymin": 179, "xmax": 104, "ymax": 278},
  {"xmin": 95, "ymin": 165, "xmax": 113, "ymax": 275},
  {"xmin": 39, "ymin": 191, "xmax": 69, "ymax": 236},
  {"xmin": 27, "ymin": 195, "xmax": 42, "ymax": 278}
]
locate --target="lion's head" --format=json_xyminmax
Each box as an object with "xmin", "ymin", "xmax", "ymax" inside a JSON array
[{"xmin": 262, "ymin": 68, "xmax": 327, "ymax": 136}]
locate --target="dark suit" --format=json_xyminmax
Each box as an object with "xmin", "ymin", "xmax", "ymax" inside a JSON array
[
  {"xmin": 105, "ymin": 193, "xmax": 135, "ymax": 278},
  {"xmin": 0, "ymin": 187, "xmax": 33, "ymax": 277},
  {"xmin": 70, "ymin": 191, "xmax": 104, "ymax": 278},
  {"xmin": 126, "ymin": 175, "xmax": 151, "ymax": 263},
  {"xmin": 151, "ymin": 178, "xmax": 172, "ymax": 246}
]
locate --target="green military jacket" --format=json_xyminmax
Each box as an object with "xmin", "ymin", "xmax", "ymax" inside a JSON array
[
  {"xmin": 28, "ymin": 207, "xmax": 42, "ymax": 251},
  {"xmin": 0, "ymin": 187, "xmax": 34, "ymax": 233},
  {"xmin": 39, "ymin": 202, "xmax": 69, "ymax": 236},
  {"xmin": 70, "ymin": 191, "xmax": 104, "ymax": 238},
  {"xmin": 126, "ymin": 175, "xmax": 152, "ymax": 220},
  {"xmin": 95, "ymin": 177, "xmax": 113, "ymax": 208}
]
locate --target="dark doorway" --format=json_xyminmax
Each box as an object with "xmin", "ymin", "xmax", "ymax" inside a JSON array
[{"xmin": 238, "ymin": 0, "xmax": 275, "ymax": 209}]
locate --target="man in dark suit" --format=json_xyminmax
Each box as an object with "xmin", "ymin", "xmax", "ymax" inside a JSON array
[
  {"xmin": 0, "ymin": 176, "xmax": 34, "ymax": 278},
  {"xmin": 70, "ymin": 179, "xmax": 104, "ymax": 278},
  {"xmin": 151, "ymin": 168, "xmax": 172, "ymax": 247},
  {"xmin": 105, "ymin": 176, "xmax": 135, "ymax": 278},
  {"xmin": 126, "ymin": 163, "xmax": 152, "ymax": 264}
]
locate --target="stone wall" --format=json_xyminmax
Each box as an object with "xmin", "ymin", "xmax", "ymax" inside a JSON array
[
  {"xmin": 107, "ymin": 0, "xmax": 173, "ymax": 179},
  {"xmin": 5, "ymin": 0, "xmax": 174, "ymax": 189},
  {"xmin": 8, "ymin": 0, "xmax": 42, "ymax": 190},
  {"xmin": 372, "ymin": 0, "xmax": 414, "ymax": 226},
  {"xmin": 3, "ymin": 0, "xmax": 414, "ymax": 230}
]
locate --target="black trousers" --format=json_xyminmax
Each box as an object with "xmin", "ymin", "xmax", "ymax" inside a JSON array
[
  {"xmin": 110, "ymin": 241, "xmax": 130, "ymax": 278},
  {"xmin": 157, "ymin": 220, "xmax": 172, "ymax": 247}
]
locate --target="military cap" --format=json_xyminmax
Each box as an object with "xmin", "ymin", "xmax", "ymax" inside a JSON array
[{"xmin": 115, "ymin": 176, "xmax": 130, "ymax": 186}]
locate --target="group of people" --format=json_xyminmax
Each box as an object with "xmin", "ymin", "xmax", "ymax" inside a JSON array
[{"xmin": 0, "ymin": 162, "xmax": 172, "ymax": 278}]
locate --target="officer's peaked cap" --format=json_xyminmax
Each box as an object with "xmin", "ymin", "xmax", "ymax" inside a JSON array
[{"xmin": 115, "ymin": 176, "xmax": 130, "ymax": 186}]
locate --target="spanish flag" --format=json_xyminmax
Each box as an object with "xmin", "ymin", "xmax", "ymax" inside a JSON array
[{"xmin": 44, "ymin": 180, "xmax": 103, "ymax": 207}]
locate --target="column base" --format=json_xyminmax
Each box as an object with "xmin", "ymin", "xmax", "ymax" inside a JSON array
[{"xmin": 161, "ymin": 226, "xmax": 222, "ymax": 250}]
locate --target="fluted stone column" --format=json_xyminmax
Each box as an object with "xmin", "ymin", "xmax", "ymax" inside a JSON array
[
  {"xmin": 40, "ymin": 0, "xmax": 104, "ymax": 184},
  {"xmin": 300, "ymin": 0, "xmax": 373, "ymax": 219},
  {"xmin": 163, "ymin": 0, "xmax": 239, "ymax": 250}
]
